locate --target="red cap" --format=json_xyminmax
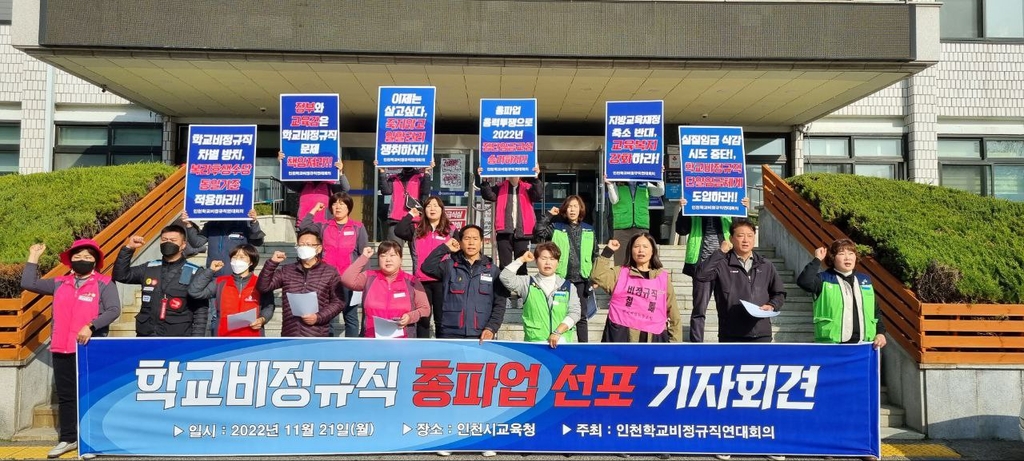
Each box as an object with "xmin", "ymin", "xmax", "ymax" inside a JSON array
[{"xmin": 60, "ymin": 239, "xmax": 104, "ymax": 269}]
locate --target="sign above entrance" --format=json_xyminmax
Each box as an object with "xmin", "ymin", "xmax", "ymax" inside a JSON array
[
  {"xmin": 376, "ymin": 86, "xmax": 436, "ymax": 168},
  {"xmin": 678, "ymin": 126, "xmax": 747, "ymax": 217},
  {"xmin": 605, "ymin": 101, "xmax": 664, "ymax": 182},
  {"xmin": 184, "ymin": 124, "xmax": 257, "ymax": 221},
  {"xmin": 479, "ymin": 98, "xmax": 538, "ymax": 178},
  {"xmin": 279, "ymin": 94, "xmax": 340, "ymax": 182}
]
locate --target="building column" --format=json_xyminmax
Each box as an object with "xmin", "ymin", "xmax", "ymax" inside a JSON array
[
  {"xmin": 17, "ymin": 59, "xmax": 50, "ymax": 174},
  {"xmin": 790, "ymin": 127, "xmax": 805, "ymax": 176},
  {"xmin": 161, "ymin": 116, "xmax": 177, "ymax": 165},
  {"xmin": 904, "ymin": 68, "xmax": 939, "ymax": 185}
]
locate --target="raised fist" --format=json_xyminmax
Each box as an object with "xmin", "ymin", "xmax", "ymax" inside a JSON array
[
  {"xmin": 310, "ymin": 202, "xmax": 326, "ymax": 214},
  {"xmin": 362, "ymin": 247, "xmax": 375, "ymax": 259},
  {"xmin": 606, "ymin": 239, "xmax": 620, "ymax": 252},
  {"xmin": 210, "ymin": 260, "xmax": 225, "ymax": 272},
  {"xmin": 814, "ymin": 247, "xmax": 827, "ymax": 261},
  {"xmin": 720, "ymin": 240, "xmax": 734, "ymax": 253},
  {"xmin": 28, "ymin": 243, "xmax": 46, "ymax": 262},
  {"xmin": 125, "ymin": 236, "xmax": 145, "ymax": 250},
  {"xmin": 445, "ymin": 238, "xmax": 461, "ymax": 253},
  {"xmin": 520, "ymin": 251, "xmax": 535, "ymax": 263},
  {"xmin": 548, "ymin": 207, "xmax": 559, "ymax": 216},
  {"xmin": 271, "ymin": 251, "xmax": 287, "ymax": 263}
]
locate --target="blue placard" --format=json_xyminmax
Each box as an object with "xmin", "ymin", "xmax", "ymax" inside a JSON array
[
  {"xmin": 679, "ymin": 126, "xmax": 747, "ymax": 217},
  {"xmin": 376, "ymin": 86, "xmax": 436, "ymax": 168},
  {"xmin": 185, "ymin": 125, "xmax": 257, "ymax": 221},
  {"xmin": 280, "ymin": 94, "xmax": 340, "ymax": 182},
  {"xmin": 78, "ymin": 339, "xmax": 880, "ymax": 458},
  {"xmin": 605, "ymin": 101, "xmax": 664, "ymax": 182},
  {"xmin": 479, "ymin": 99, "xmax": 538, "ymax": 177}
]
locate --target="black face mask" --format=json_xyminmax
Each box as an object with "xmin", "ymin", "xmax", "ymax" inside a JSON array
[
  {"xmin": 160, "ymin": 242, "xmax": 181, "ymax": 257},
  {"xmin": 70, "ymin": 260, "xmax": 95, "ymax": 275}
]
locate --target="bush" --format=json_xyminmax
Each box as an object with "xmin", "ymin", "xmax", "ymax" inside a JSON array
[
  {"xmin": 254, "ymin": 203, "xmax": 274, "ymax": 216},
  {"xmin": 0, "ymin": 163, "xmax": 177, "ymax": 297},
  {"xmin": 788, "ymin": 173, "xmax": 1024, "ymax": 304}
]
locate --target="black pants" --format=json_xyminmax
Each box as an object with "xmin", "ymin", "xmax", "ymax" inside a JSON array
[
  {"xmin": 496, "ymin": 233, "xmax": 529, "ymax": 275},
  {"xmin": 689, "ymin": 279, "xmax": 713, "ymax": 343},
  {"xmin": 421, "ymin": 280, "xmax": 444, "ymax": 339},
  {"xmin": 719, "ymin": 335, "xmax": 772, "ymax": 343},
  {"xmin": 53, "ymin": 352, "xmax": 78, "ymax": 443},
  {"xmin": 572, "ymin": 280, "xmax": 590, "ymax": 343}
]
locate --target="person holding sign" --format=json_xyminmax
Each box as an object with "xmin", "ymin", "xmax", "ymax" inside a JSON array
[
  {"xmin": 340, "ymin": 242, "xmax": 430, "ymax": 338},
  {"xmin": 499, "ymin": 244, "xmax": 581, "ymax": 348},
  {"xmin": 298, "ymin": 192, "xmax": 368, "ymax": 337},
  {"xmin": 606, "ymin": 175, "xmax": 664, "ymax": 265},
  {"xmin": 591, "ymin": 234, "xmax": 682, "ymax": 343},
  {"xmin": 278, "ymin": 151, "xmax": 350, "ymax": 225},
  {"xmin": 480, "ymin": 166, "xmax": 544, "ymax": 276},
  {"xmin": 114, "ymin": 226, "xmax": 209, "ymax": 337},
  {"xmin": 534, "ymin": 195, "xmax": 599, "ymax": 342},
  {"xmin": 797, "ymin": 239, "xmax": 887, "ymax": 349},
  {"xmin": 255, "ymin": 230, "xmax": 344, "ymax": 337},
  {"xmin": 22, "ymin": 240, "xmax": 120, "ymax": 459},
  {"xmin": 393, "ymin": 196, "xmax": 459, "ymax": 338},
  {"xmin": 694, "ymin": 219, "xmax": 786, "ymax": 343},
  {"xmin": 378, "ymin": 163, "xmax": 433, "ymax": 266},
  {"xmin": 176, "ymin": 209, "xmax": 266, "ymax": 277},
  {"xmin": 187, "ymin": 244, "xmax": 275, "ymax": 337},
  {"xmin": 675, "ymin": 196, "xmax": 750, "ymax": 343}
]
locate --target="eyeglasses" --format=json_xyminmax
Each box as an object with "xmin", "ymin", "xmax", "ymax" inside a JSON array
[{"xmin": 295, "ymin": 243, "xmax": 320, "ymax": 247}]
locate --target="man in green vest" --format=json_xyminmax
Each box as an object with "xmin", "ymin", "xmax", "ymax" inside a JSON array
[
  {"xmin": 499, "ymin": 242, "xmax": 581, "ymax": 347},
  {"xmin": 675, "ymin": 196, "xmax": 749, "ymax": 343},
  {"xmin": 607, "ymin": 176, "xmax": 664, "ymax": 265}
]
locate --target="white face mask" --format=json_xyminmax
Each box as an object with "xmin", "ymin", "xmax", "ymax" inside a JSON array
[
  {"xmin": 230, "ymin": 259, "xmax": 249, "ymax": 275},
  {"xmin": 295, "ymin": 246, "xmax": 318, "ymax": 261}
]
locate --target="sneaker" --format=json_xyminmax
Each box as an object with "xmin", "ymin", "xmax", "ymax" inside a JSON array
[
  {"xmin": 482, "ymin": 451, "xmax": 497, "ymax": 457},
  {"xmin": 715, "ymin": 456, "xmax": 731, "ymax": 461},
  {"xmin": 657, "ymin": 455, "xmax": 671, "ymax": 460},
  {"xmin": 437, "ymin": 452, "xmax": 452, "ymax": 457},
  {"xmin": 81, "ymin": 454, "xmax": 96, "ymax": 460},
  {"xmin": 768, "ymin": 457, "xmax": 786, "ymax": 461},
  {"xmin": 47, "ymin": 441, "xmax": 77, "ymax": 458}
]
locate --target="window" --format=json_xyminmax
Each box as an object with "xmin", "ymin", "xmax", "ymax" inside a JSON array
[
  {"xmin": 804, "ymin": 136, "xmax": 904, "ymax": 179},
  {"xmin": 938, "ymin": 138, "xmax": 1024, "ymax": 201},
  {"xmin": 745, "ymin": 136, "xmax": 788, "ymax": 210},
  {"xmin": 54, "ymin": 125, "xmax": 162, "ymax": 170},
  {"xmin": 0, "ymin": 125, "xmax": 19, "ymax": 175},
  {"xmin": 941, "ymin": 0, "xmax": 1024, "ymax": 40}
]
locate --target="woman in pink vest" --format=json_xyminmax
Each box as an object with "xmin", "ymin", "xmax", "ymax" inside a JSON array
[
  {"xmin": 21, "ymin": 240, "xmax": 121, "ymax": 458},
  {"xmin": 480, "ymin": 166, "xmax": 544, "ymax": 276},
  {"xmin": 340, "ymin": 242, "xmax": 430, "ymax": 338},
  {"xmin": 299, "ymin": 192, "xmax": 367, "ymax": 337},
  {"xmin": 591, "ymin": 233, "xmax": 682, "ymax": 343},
  {"xmin": 393, "ymin": 196, "xmax": 458, "ymax": 338},
  {"xmin": 278, "ymin": 151, "xmax": 351, "ymax": 226},
  {"xmin": 377, "ymin": 164, "xmax": 433, "ymax": 268}
]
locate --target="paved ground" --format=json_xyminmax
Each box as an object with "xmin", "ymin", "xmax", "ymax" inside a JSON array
[{"xmin": 2, "ymin": 439, "xmax": 1024, "ymax": 460}]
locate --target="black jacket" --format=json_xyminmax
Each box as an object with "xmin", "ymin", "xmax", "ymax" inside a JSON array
[
  {"xmin": 113, "ymin": 247, "xmax": 209, "ymax": 337},
  {"xmin": 694, "ymin": 250, "xmax": 786, "ymax": 340},
  {"xmin": 421, "ymin": 244, "xmax": 507, "ymax": 338}
]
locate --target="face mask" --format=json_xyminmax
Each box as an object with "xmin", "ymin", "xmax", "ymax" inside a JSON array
[
  {"xmin": 295, "ymin": 246, "xmax": 318, "ymax": 261},
  {"xmin": 230, "ymin": 259, "xmax": 250, "ymax": 275},
  {"xmin": 160, "ymin": 242, "xmax": 180, "ymax": 257},
  {"xmin": 70, "ymin": 260, "xmax": 95, "ymax": 276}
]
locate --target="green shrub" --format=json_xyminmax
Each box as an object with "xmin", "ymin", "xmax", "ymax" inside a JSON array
[
  {"xmin": 0, "ymin": 163, "xmax": 176, "ymax": 297},
  {"xmin": 254, "ymin": 203, "xmax": 274, "ymax": 216},
  {"xmin": 788, "ymin": 173, "xmax": 1024, "ymax": 304}
]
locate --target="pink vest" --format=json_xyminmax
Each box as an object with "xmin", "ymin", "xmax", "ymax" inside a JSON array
[
  {"xmin": 322, "ymin": 220, "xmax": 363, "ymax": 275},
  {"xmin": 389, "ymin": 174, "xmax": 422, "ymax": 222},
  {"xmin": 298, "ymin": 182, "xmax": 331, "ymax": 224},
  {"xmin": 51, "ymin": 273, "xmax": 109, "ymax": 354},
  {"xmin": 413, "ymin": 223, "xmax": 458, "ymax": 281},
  {"xmin": 494, "ymin": 181, "xmax": 536, "ymax": 234},
  {"xmin": 361, "ymin": 270, "xmax": 417, "ymax": 338},
  {"xmin": 607, "ymin": 267, "xmax": 669, "ymax": 335}
]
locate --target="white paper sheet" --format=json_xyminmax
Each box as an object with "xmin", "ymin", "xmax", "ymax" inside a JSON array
[
  {"xmin": 286, "ymin": 292, "xmax": 319, "ymax": 316},
  {"xmin": 226, "ymin": 308, "xmax": 257, "ymax": 331},
  {"xmin": 373, "ymin": 316, "xmax": 406, "ymax": 338},
  {"xmin": 349, "ymin": 291, "xmax": 363, "ymax": 307},
  {"xmin": 742, "ymin": 299, "xmax": 780, "ymax": 318}
]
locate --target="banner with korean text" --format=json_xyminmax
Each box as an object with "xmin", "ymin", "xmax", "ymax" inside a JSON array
[
  {"xmin": 78, "ymin": 339, "xmax": 880, "ymax": 458},
  {"xmin": 679, "ymin": 126, "xmax": 747, "ymax": 217},
  {"xmin": 605, "ymin": 101, "xmax": 664, "ymax": 182},
  {"xmin": 376, "ymin": 86, "xmax": 435, "ymax": 168},
  {"xmin": 479, "ymin": 98, "xmax": 537, "ymax": 178},
  {"xmin": 185, "ymin": 125, "xmax": 257, "ymax": 221},
  {"xmin": 280, "ymin": 94, "xmax": 340, "ymax": 182}
]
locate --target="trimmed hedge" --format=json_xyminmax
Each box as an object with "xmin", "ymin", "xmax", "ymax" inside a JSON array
[
  {"xmin": 0, "ymin": 163, "xmax": 177, "ymax": 297},
  {"xmin": 788, "ymin": 173, "xmax": 1024, "ymax": 304}
]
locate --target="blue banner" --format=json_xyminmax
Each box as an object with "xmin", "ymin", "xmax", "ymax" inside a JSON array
[
  {"xmin": 185, "ymin": 125, "xmax": 257, "ymax": 221},
  {"xmin": 479, "ymin": 99, "xmax": 538, "ymax": 178},
  {"xmin": 280, "ymin": 94, "xmax": 340, "ymax": 182},
  {"xmin": 78, "ymin": 339, "xmax": 880, "ymax": 458},
  {"xmin": 605, "ymin": 101, "xmax": 664, "ymax": 182},
  {"xmin": 376, "ymin": 86, "xmax": 436, "ymax": 168},
  {"xmin": 679, "ymin": 126, "xmax": 747, "ymax": 217}
]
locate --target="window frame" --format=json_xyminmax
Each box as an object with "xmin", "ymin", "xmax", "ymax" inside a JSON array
[
  {"xmin": 804, "ymin": 135, "xmax": 907, "ymax": 180},
  {"xmin": 940, "ymin": 0, "xmax": 1024, "ymax": 43},
  {"xmin": 54, "ymin": 123, "xmax": 163, "ymax": 169},
  {"xmin": 938, "ymin": 136, "xmax": 1024, "ymax": 198},
  {"xmin": 0, "ymin": 123, "xmax": 19, "ymax": 175}
]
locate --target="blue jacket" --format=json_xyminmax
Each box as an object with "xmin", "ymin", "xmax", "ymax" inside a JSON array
[
  {"xmin": 421, "ymin": 244, "xmax": 506, "ymax": 338},
  {"xmin": 182, "ymin": 220, "xmax": 266, "ymax": 276}
]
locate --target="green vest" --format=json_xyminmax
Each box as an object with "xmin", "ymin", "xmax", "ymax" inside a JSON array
[
  {"xmin": 611, "ymin": 184, "xmax": 650, "ymax": 230},
  {"xmin": 552, "ymin": 226, "xmax": 595, "ymax": 279},
  {"xmin": 813, "ymin": 273, "xmax": 877, "ymax": 343},
  {"xmin": 685, "ymin": 217, "xmax": 733, "ymax": 264},
  {"xmin": 522, "ymin": 280, "xmax": 576, "ymax": 343}
]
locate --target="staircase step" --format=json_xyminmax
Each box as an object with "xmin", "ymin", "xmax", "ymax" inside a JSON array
[
  {"xmin": 881, "ymin": 404, "xmax": 905, "ymax": 428},
  {"xmin": 11, "ymin": 426, "xmax": 58, "ymax": 442},
  {"xmin": 31, "ymin": 404, "xmax": 58, "ymax": 429},
  {"xmin": 881, "ymin": 426, "xmax": 926, "ymax": 441}
]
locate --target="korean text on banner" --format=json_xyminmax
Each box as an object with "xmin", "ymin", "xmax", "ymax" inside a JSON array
[
  {"xmin": 479, "ymin": 99, "xmax": 537, "ymax": 177},
  {"xmin": 445, "ymin": 206, "xmax": 468, "ymax": 229},
  {"xmin": 280, "ymin": 94, "xmax": 340, "ymax": 182},
  {"xmin": 376, "ymin": 86, "xmax": 435, "ymax": 168},
  {"xmin": 185, "ymin": 125, "xmax": 257, "ymax": 221},
  {"xmin": 78, "ymin": 339, "xmax": 880, "ymax": 458},
  {"xmin": 679, "ymin": 126, "xmax": 747, "ymax": 217},
  {"xmin": 440, "ymin": 157, "xmax": 465, "ymax": 190},
  {"xmin": 605, "ymin": 101, "xmax": 664, "ymax": 182}
]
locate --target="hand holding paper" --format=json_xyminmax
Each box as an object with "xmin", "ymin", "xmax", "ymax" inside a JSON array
[
  {"xmin": 373, "ymin": 316, "xmax": 406, "ymax": 338},
  {"xmin": 286, "ymin": 292, "xmax": 319, "ymax": 317},
  {"xmin": 226, "ymin": 309, "xmax": 257, "ymax": 331},
  {"xmin": 741, "ymin": 299, "xmax": 779, "ymax": 318}
]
